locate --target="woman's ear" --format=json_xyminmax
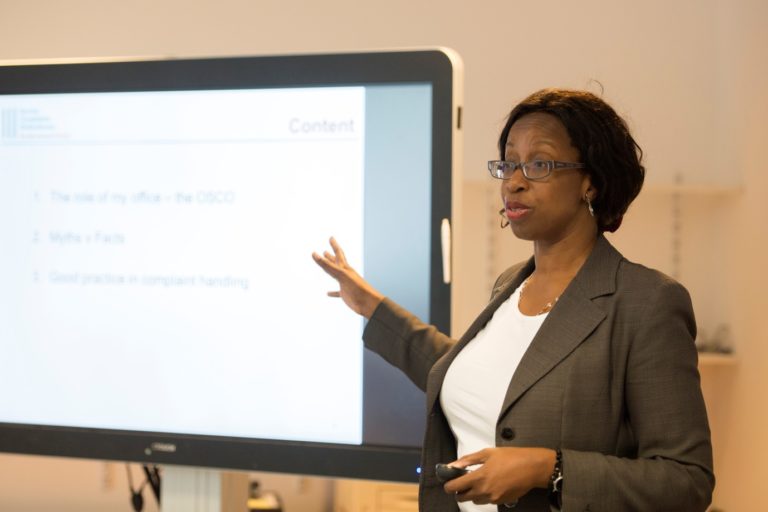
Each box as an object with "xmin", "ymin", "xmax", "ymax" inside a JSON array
[{"xmin": 581, "ymin": 175, "xmax": 596, "ymax": 201}]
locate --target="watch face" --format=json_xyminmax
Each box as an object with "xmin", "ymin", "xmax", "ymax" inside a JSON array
[
  {"xmin": 553, "ymin": 474, "xmax": 564, "ymax": 492},
  {"xmin": 548, "ymin": 474, "xmax": 563, "ymax": 509},
  {"xmin": 548, "ymin": 449, "xmax": 563, "ymax": 507}
]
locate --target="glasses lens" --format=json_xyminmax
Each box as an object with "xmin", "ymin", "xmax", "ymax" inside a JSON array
[
  {"xmin": 525, "ymin": 160, "xmax": 550, "ymax": 179},
  {"xmin": 488, "ymin": 161, "xmax": 504, "ymax": 179}
]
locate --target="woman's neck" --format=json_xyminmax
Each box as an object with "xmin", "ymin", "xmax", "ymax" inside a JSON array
[
  {"xmin": 517, "ymin": 227, "xmax": 598, "ymax": 316},
  {"xmin": 532, "ymin": 228, "xmax": 598, "ymax": 280}
]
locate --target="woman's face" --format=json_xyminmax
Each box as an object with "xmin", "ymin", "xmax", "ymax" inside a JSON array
[{"xmin": 501, "ymin": 112, "xmax": 595, "ymax": 244}]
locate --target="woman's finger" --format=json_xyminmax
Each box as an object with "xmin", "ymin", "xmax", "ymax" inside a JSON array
[
  {"xmin": 453, "ymin": 448, "xmax": 491, "ymax": 468},
  {"xmin": 322, "ymin": 250, "xmax": 337, "ymax": 264},
  {"xmin": 454, "ymin": 490, "xmax": 470, "ymax": 503},
  {"xmin": 445, "ymin": 476, "xmax": 470, "ymax": 496},
  {"xmin": 312, "ymin": 253, "xmax": 342, "ymax": 279},
  {"xmin": 454, "ymin": 488, "xmax": 487, "ymax": 504},
  {"xmin": 329, "ymin": 237, "xmax": 348, "ymax": 266}
]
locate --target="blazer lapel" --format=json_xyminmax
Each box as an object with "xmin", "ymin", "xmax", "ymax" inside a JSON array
[
  {"xmin": 426, "ymin": 259, "xmax": 535, "ymax": 413},
  {"xmin": 459, "ymin": 259, "xmax": 535, "ymax": 347},
  {"xmin": 497, "ymin": 236, "xmax": 622, "ymax": 421}
]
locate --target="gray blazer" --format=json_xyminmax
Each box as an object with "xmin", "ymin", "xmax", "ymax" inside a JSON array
[{"xmin": 363, "ymin": 235, "xmax": 714, "ymax": 512}]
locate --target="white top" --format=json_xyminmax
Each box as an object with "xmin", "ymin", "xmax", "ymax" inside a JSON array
[{"xmin": 440, "ymin": 284, "xmax": 547, "ymax": 512}]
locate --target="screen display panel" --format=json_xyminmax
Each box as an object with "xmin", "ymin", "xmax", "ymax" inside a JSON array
[{"xmin": 0, "ymin": 51, "xmax": 457, "ymax": 482}]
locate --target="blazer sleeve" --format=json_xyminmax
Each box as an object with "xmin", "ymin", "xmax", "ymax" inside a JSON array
[
  {"xmin": 361, "ymin": 261, "xmax": 526, "ymax": 392},
  {"xmin": 562, "ymin": 279, "xmax": 715, "ymax": 512},
  {"xmin": 362, "ymin": 298, "xmax": 456, "ymax": 392}
]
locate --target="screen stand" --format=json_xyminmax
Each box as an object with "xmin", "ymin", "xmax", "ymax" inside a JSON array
[{"xmin": 162, "ymin": 466, "xmax": 249, "ymax": 512}]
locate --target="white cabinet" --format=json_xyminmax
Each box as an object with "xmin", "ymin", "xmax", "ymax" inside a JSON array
[{"xmin": 333, "ymin": 480, "xmax": 418, "ymax": 512}]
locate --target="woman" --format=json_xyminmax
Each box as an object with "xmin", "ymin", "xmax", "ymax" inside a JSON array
[{"xmin": 313, "ymin": 89, "xmax": 714, "ymax": 511}]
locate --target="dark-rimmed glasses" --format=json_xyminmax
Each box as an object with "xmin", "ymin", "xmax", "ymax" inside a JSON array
[{"xmin": 488, "ymin": 160, "xmax": 585, "ymax": 181}]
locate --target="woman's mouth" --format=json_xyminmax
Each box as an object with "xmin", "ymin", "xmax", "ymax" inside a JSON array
[{"xmin": 505, "ymin": 201, "xmax": 531, "ymax": 220}]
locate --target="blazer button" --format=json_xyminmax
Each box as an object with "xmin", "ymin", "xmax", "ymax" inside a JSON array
[{"xmin": 500, "ymin": 427, "xmax": 515, "ymax": 440}]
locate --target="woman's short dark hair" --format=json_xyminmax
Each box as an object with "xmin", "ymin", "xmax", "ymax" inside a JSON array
[{"xmin": 498, "ymin": 88, "xmax": 645, "ymax": 233}]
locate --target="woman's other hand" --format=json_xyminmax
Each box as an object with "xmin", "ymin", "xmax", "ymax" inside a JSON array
[
  {"xmin": 312, "ymin": 237, "xmax": 384, "ymax": 319},
  {"xmin": 442, "ymin": 447, "xmax": 556, "ymax": 505}
]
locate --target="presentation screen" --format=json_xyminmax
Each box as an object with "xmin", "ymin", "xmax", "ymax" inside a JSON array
[{"xmin": 0, "ymin": 51, "xmax": 460, "ymax": 482}]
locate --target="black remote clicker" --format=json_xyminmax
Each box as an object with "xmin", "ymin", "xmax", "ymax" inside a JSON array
[{"xmin": 435, "ymin": 463, "xmax": 469, "ymax": 482}]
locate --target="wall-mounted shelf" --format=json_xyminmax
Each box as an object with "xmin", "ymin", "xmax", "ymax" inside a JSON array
[
  {"xmin": 643, "ymin": 184, "xmax": 742, "ymax": 196},
  {"xmin": 698, "ymin": 352, "xmax": 737, "ymax": 367},
  {"xmin": 634, "ymin": 181, "xmax": 742, "ymax": 280}
]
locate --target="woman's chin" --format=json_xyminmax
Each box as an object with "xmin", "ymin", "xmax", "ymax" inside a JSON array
[{"xmin": 508, "ymin": 223, "xmax": 536, "ymax": 241}]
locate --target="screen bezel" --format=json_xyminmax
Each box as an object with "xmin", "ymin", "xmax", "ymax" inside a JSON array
[{"xmin": 0, "ymin": 50, "xmax": 456, "ymax": 482}]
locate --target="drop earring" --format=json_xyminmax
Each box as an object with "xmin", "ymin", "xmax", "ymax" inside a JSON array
[
  {"xmin": 585, "ymin": 194, "xmax": 594, "ymax": 217},
  {"xmin": 499, "ymin": 208, "xmax": 510, "ymax": 228}
]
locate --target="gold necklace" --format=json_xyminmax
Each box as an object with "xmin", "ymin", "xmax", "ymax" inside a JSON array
[{"xmin": 519, "ymin": 276, "xmax": 559, "ymax": 315}]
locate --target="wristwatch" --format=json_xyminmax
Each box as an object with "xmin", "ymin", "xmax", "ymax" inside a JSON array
[{"xmin": 547, "ymin": 449, "xmax": 563, "ymax": 510}]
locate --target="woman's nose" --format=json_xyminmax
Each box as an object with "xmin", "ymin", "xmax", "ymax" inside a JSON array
[{"xmin": 502, "ymin": 167, "xmax": 527, "ymax": 193}]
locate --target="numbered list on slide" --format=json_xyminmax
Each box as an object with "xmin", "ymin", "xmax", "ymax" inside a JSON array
[{"xmin": 0, "ymin": 87, "xmax": 366, "ymax": 444}]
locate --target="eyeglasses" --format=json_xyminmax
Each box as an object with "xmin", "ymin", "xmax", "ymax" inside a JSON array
[{"xmin": 488, "ymin": 160, "xmax": 586, "ymax": 181}]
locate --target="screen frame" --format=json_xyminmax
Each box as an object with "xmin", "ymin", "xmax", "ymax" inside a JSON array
[{"xmin": 0, "ymin": 50, "xmax": 459, "ymax": 482}]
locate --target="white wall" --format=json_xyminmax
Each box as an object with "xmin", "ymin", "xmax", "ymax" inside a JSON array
[
  {"xmin": 0, "ymin": 0, "xmax": 729, "ymax": 187},
  {"xmin": 1, "ymin": 0, "xmax": 766, "ymax": 510},
  {"xmin": 710, "ymin": 1, "xmax": 768, "ymax": 509},
  {"xmin": 0, "ymin": 455, "xmax": 159, "ymax": 512}
]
